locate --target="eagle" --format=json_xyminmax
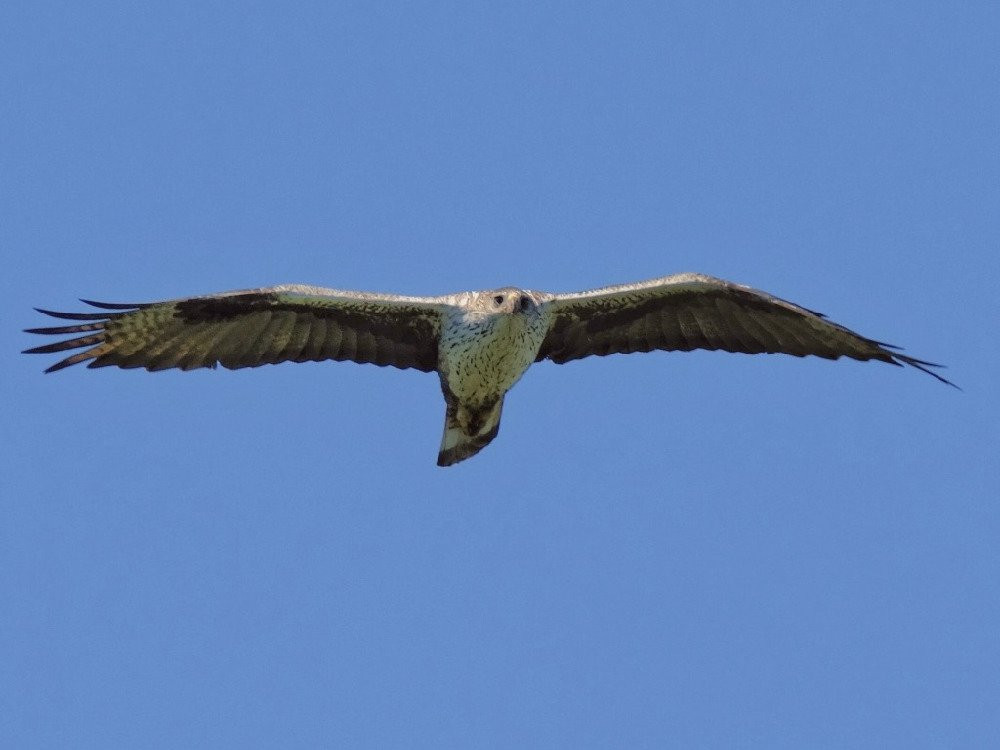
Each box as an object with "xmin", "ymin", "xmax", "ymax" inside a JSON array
[{"xmin": 24, "ymin": 273, "xmax": 953, "ymax": 466}]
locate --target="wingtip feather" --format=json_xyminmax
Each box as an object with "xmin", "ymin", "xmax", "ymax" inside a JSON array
[
  {"xmin": 34, "ymin": 307, "xmax": 117, "ymax": 321},
  {"xmin": 79, "ymin": 298, "xmax": 149, "ymax": 310},
  {"xmin": 888, "ymin": 352, "xmax": 959, "ymax": 389}
]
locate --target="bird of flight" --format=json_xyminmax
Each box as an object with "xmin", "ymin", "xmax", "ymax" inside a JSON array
[{"xmin": 25, "ymin": 273, "xmax": 953, "ymax": 466}]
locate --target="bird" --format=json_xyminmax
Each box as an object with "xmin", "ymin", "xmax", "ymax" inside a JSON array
[{"xmin": 24, "ymin": 272, "xmax": 954, "ymax": 466}]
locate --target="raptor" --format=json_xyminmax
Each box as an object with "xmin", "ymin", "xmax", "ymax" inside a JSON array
[{"xmin": 24, "ymin": 273, "xmax": 953, "ymax": 465}]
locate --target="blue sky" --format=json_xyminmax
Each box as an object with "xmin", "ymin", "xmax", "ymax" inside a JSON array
[{"xmin": 3, "ymin": 1, "xmax": 998, "ymax": 747}]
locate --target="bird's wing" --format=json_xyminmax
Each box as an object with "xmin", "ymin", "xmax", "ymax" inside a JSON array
[
  {"xmin": 535, "ymin": 273, "xmax": 954, "ymax": 386},
  {"xmin": 25, "ymin": 284, "xmax": 450, "ymax": 373}
]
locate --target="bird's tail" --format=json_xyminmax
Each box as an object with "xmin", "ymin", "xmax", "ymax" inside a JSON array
[{"xmin": 437, "ymin": 396, "xmax": 505, "ymax": 467}]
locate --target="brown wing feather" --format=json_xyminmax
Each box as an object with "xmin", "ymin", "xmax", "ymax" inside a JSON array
[
  {"xmin": 536, "ymin": 273, "xmax": 955, "ymax": 387},
  {"xmin": 24, "ymin": 287, "xmax": 444, "ymax": 374}
]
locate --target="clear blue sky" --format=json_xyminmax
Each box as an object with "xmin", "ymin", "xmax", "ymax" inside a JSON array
[{"xmin": 3, "ymin": 2, "xmax": 998, "ymax": 747}]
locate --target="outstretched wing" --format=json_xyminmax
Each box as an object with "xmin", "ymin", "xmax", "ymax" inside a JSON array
[
  {"xmin": 535, "ymin": 273, "xmax": 954, "ymax": 386},
  {"xmin": 25, "ymin": 284, "xmax": 448, "ymax": 374}
]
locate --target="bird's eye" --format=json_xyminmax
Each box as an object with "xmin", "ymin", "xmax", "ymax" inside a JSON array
[
  {"xmin": 493, "ymin": 295, "xmax": 504, "ymax": 306},
  {"xmin": 519, "ymin": 295, "xmax": 532, "ymax": 309}
]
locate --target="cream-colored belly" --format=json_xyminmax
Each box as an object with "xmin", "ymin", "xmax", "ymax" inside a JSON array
[{"xmin": 440, "ymin": 314, "xmax": 545, "ymax": 404}]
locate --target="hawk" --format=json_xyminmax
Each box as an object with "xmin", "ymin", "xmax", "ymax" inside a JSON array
[{"xmin": 24, "ymin": 273, "xmax": 953, "ymax": 466}]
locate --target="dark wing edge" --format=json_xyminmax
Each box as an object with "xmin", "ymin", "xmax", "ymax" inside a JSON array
[
  {"xmin": 535, "ymin": 273, "xmax": 957, "ymax": 388},
  {"xmin": 24, "ymin": 285, "xmax": 448, "ymax": 374}
]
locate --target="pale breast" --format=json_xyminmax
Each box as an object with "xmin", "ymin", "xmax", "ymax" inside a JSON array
[{"xmin": 439, "ymin": 310, "xmax": 548, "ymax": 404}]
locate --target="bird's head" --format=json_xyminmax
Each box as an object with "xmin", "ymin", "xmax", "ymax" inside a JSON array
[{"xmin": 480, "ymin": 287, "xmax": 538, "ymax": 316}]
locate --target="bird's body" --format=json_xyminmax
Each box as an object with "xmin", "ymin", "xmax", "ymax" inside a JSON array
[
  {"xmin": 435, "ymin": 289, "xmax": 549, "ymax": 464},
  {"xmin": 24, "ymin": 273, "xmax": 954, "ymax": 466},
  {"xmin": 438, "ymin": 290, "xmax": 547, "ymax": 403}
]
